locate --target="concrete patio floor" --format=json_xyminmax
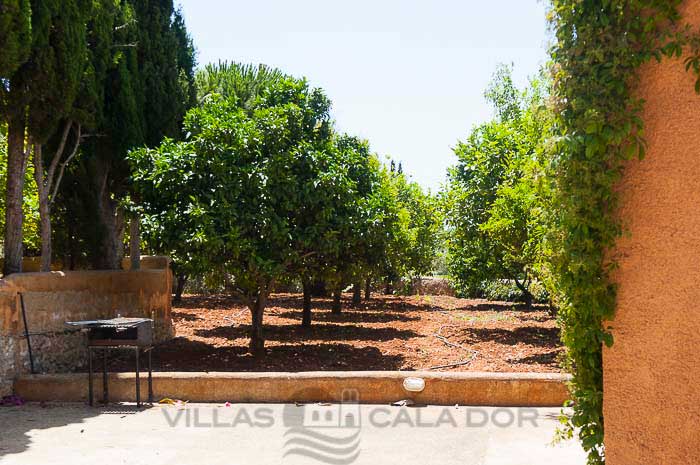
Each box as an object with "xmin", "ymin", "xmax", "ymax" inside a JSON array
[{"xmin": 0, "ymin": 403, "xmax": 585, "ymax": 465}]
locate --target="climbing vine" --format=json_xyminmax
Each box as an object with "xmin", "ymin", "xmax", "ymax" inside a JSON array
[{"xmin": 547, "ymin": 1, "xmax": 700, "ymax": 463}]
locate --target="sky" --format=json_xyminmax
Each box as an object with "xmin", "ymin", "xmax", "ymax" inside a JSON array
[{"xmin": 178, "ymin": 0, "xmax": 550, "ymax": 191}]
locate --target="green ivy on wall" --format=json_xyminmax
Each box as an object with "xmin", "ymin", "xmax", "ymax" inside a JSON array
[{"xmin": 547, "ymin": 1, "xmax": 700, "ymax": 463}]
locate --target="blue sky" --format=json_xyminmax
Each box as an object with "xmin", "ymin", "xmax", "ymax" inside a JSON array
[{"xmin": 178, "ymin": 1, "xmax": 549, "ymax": 191}]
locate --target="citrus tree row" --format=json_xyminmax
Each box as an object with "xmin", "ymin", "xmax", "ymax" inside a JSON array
[{"xmin": 129, "ymin": 63, "xmax": 441, "ymax": 356}]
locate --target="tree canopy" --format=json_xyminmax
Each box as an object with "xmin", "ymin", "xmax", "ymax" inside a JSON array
[
  {"xmin": 130, "ymin": 67, "xmax": 336, "ymax": 354},
  {"xmin": 443, "ymin": 65, "xmax": 550, "ymax": 304}
]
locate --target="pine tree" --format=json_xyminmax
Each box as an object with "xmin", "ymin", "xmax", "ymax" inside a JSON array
[{"xmin": 27, "ymin": 0, "xmax": 91, "ymax": 271}]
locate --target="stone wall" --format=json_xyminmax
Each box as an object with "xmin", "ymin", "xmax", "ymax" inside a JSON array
[
  {"xmin": 0, "ymin": 260, "xmax": 173, "ymax": 396},
  {"xmin": 407, "ymin": 277, "xmax": 456, "ymax": 296},
  {"xmin": 604, "ymin": 1, "xmax": 700, "ymax": 463}
]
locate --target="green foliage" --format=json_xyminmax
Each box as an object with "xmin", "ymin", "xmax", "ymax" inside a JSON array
[
  {"xmin": 130, "ymin": 69, "xmax": 334, "ymax": 351},
  {"xmin": 130, "ymin": 58, "xmax": 441, "ymax": 340},
  {"xmin": 18, "ymin": 0, "xmax": 91, "ymax": 143},
  {"xmin": 195, "ymin": 62, "xmax": 286, "ymax": 109},
  {"xmin": 0, "ymin": 0, "xmax": 31, "ymax": 79},
  {"xmin": 326, "ymin": 154, "xmax": 441, "ymax": 295},
  {"xmin": 443, "ymin": 65, "xmax": 550, "ymax": 303},
  {"xmin": 297, "ymin": 134, "xmax": 380, "ymax": 292},
  {"xmin": 132, "ymin": 0, "xmax": 188, "ymax": 147},
  {"xmin": 547, "ymin": 1, "xmax": 700, "ymax": 462},
  {"xmin": 0, "ymin": 0, "xmax": 93, "ymax": 274},
  {"xmin": 191, "ymin": 62, "xmax": 421, "ymax": 301},
  {"xmin": 383, "ymin": 169, "xmax": 442, "ymax": 282},
  {"xmin": 172, "ymin": 6, "xmax": 197, "ymax": 121},
  {"xmin": 480, "ymin": 279, "xmax": 548, "ymax": 304}
]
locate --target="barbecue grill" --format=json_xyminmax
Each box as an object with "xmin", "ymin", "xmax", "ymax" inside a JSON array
[{"xmin": 65, "ymin": 317, "xmax": 154, "ymax": 407}]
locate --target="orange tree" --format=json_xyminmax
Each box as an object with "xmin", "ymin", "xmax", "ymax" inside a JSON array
[
  {"xmin": 129, "ymin": 73, "xmax": 333, "ymax": 356},
  {"xmin": 291, "ymin": 134, "xmax": 382, "ymax": 323}
]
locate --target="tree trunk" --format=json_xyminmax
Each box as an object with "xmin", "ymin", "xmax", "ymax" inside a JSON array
[
  {"xmin": 32, "ymin": 144, "xmax": 52, "ymax": 272},
  {"xmin": 302, "ymin": 280, "xmax": 312, "ymax": 328},
  {"xmin": 37, "ymin": 196, "xmax": 51, "ymax": 272},
  {"xmin": 364, "ymin": 278, "xmax": 371, "ymax": 300},
  {"xmin": 32, "ymin": 122, "xmax": 82, "ymax": 273},
  {"xmin": 413, "ymin": 276, "xmax": 422, "ymax": 295},
  {"xmin": 332, "ymin": 289, "xmax": 342, "ymax": 315},
  {"xmin": 310, "ymin": 279, "xmax": 328, "ymax": 297},
  {"xmin": 129, "ymin": 216, "xmax": 141, "ymax": 270},
  {"xmin": 174, "ymin": 274, "xmax": 187, "ymax": 303},
  {"xmin": 514, "ymin": 277, "xmax": 533, "ymax": 309},
  {"xmin": 94, "ymin": 162, "xmax": 125, "ymax": 269},
  {"xmin": 248, "ymin": 291, "xmax": 268, "ymax": 357},
  {"xmin": 352, "ymin": 282, "xmax": 361, "ymax": 306},
  {"xmin": 384, "ymin": 280, "xmax": 393, "ymax": 295},
  {"xmin": 4, "ymin": 115, "xmax": 28, "ymax": 275}
]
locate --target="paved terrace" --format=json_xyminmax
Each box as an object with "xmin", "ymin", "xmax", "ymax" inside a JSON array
[{"xmin": 0, "ymin": 403, "xmax": 585, "ymax": 465}]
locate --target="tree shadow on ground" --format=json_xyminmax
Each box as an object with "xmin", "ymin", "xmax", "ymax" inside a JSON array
[
  {"xmin": 194, "ymin": 322, "xmax": 419, "ymax": 343},
  {"xmin": 268, "ymin": 293, "xmax": 439, "ymax": 313},
  {"xmin": 448, "ymin": 302, "xmax": 549, "ymax": 313},
  {"xmin": 0, "ymin": 404, "xmax": 102, "ymax": 459},
  {"xmin": 171, "ymin": 310, "xmax": 204, "ymax": 322},
  {"xmin": 456, "ymin": 326, "xmax": 561, "ymax": 348},
  {"xmin": 175, "ymin": 294, "xmax": 248, "ymax": 310},
  {"xmin": 515, "ymin": 312, "xmax": 556, "ymax": 323},
  {"xmin": 274, "ymin": 309, "xmax": 420, "ymax": 324},
  {"xmin": 507, "ymin": 350, "xmax": 563, "ymax": 367},
  {"xmin": 176, "ymin": 293, "xmax": 549, "ymax": 315},
  {"xmin": 106, "ymin": 337, "xmax": 406, "ymax": 372}
]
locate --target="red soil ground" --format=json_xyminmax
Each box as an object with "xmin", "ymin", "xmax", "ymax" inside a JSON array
[{"xmin": 113, "ymin": 293, "xmax": 564, "ymax": 373}]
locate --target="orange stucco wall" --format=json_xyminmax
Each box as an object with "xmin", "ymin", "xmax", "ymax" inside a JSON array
[{"xmin": 603, "ymin": 2, "xmax": 700, "ymax": 463}]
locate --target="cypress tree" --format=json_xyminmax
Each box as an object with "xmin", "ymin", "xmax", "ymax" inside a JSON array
[
  {"xmin": 86, "ymin": 0, "xmax": 144, "ymax": 269},
  {"xmin": 172, "ymin": 6, "xmax": 197, "ymax": 124},
  {"xmin": 53, "ymin": 0, "xmax": 196, "ymax": 269},
  {"xmin": 1, "ymin": 0, "xmax": 89, "ymax": 274},
  {"xmin": 0, "ymin": 0, "xmax": 32, "ymax": 275},
  {"xmin": 0, "ymin": 0, "xmax": 32, "ymax": 77},
  {"xmin": 52, "ymin": 0, "xmax": 144, "ymax": 269},
  {"xmin": 133, "ymin": 0, "xmax": 181, "ymax": 146},
  {"xmin": 23, "ymin": 0, "xmax": 90, "ymax": 271}
]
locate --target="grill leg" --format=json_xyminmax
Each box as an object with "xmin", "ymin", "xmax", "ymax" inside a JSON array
[
  {"xmin": 135, "ymin": 348, "xmax": 141, "ymax": 408},
  {"xmin": 102, "ymin": 349, "xmax": 108, "ymax": 405},
  {"xmin": 148, "ymin": 348, "xmax": 153, "ymax": 404},
  {"xmin": 88, "ymin": 347, "xmax": 94, "ymax": 407}
]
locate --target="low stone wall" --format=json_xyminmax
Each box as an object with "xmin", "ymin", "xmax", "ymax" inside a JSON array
[
  {"xmin": 411, "ymin": 277, "xmax": 455, "ymax": 296},
  {"xmin": 120, "ymin": 255, "xmax": 171, "ymax": 271},
  {"xmin": 14, "ymin": 371, "xmax": 571, "ymax": 406},
  {"xmin": 0, "ymin": 254, "xmax": 170, "ymax": 273},
  {"xmin": 0, "ymin": 262, "xmax": 173, "ymax": 396}
]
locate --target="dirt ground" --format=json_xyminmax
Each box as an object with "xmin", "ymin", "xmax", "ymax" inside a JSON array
[{"xmin": 110, "ymin": 293, "xmax": 564, "ymax": 373}]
